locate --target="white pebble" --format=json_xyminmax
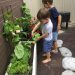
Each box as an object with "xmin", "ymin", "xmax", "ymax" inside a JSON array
[
  {"xmin": 59, "ymin": 47, "xmax": 72, "ymax": 57},
  {"xmin": 62, "ymin": 57, "xmax": 75, "ymax": 71},
  {"xmin": 62, "ymin": 70, "xmax": 75, "ymax": 75},
  {"xmin": 57, "ymin": 40, "xmax": 63, "ymax": 47}
]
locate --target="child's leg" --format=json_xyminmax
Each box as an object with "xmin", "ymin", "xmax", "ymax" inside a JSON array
[
  {"xmin": 42, "ymin": 40, "xmax": 52, "ymax": 63},
  {"xmin": 42, "ymin": 52, "xmax": 51, "ymax": 63},
  {"xmin": 52, "ymin": 32, "xmax": 58, "ymax": 53},
  {"xmin": 42, "ymin": 52, "xmax": 51, "ymax": 57},
  {"xmin": 52, "ymin": 41, "xmax": 58, "ymax": 52}
]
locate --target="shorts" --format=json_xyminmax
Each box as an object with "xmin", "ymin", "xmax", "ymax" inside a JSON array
[
  {"xmin": 43, "ymin": 40, "xmax": 53, "ymax": 53},
  {"xmin": 53, "ymin": 31, "xmax": 58, "ymax": 42}
]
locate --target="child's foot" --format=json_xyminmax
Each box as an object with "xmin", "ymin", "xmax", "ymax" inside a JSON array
[
  {"xmin": 42, "ymin": 54, "xmax": 51, "ymax": 57},
  {"xmin": 42, "ymin": 58, "xmax": 51, "ymax": 64},
  {"xmin": 52, "ymin": 50, "xmax": 58, "ymax": 54}
]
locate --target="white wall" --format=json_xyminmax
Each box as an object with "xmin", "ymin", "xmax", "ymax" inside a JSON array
[
  {"xmin": 23, "ymin": 0, "xmax": 75, "ymax": 22},
  {"xmin": 23, "ymin": 0, "xmax": 42, "ymax": 17},
  {"xmin": 53, "ymin": 0, "xmax": 63, "ymax": 11},
  {"xmin": 62, "ymin": 0, "xmax": 75, "ymax": 23},
  {"xmin": 53, "ymin": 0, "xmax": 75, "ymax": 23}
]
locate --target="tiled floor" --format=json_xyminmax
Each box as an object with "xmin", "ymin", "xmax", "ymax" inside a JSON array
[{"xmin": 37, "ymin": 24, "xmax": 75, "ymax": 75}]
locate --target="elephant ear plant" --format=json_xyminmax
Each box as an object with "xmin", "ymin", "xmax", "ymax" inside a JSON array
[{"xmin": 7, "ymin": 41, "xmax": 32, "ymax": 74}]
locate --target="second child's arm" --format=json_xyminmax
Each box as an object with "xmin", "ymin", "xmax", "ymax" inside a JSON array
[{"xmin": 57, "ymin": 15, "xmax": 62, "ymax": 31}]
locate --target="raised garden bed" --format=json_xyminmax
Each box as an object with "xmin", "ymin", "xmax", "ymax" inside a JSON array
[
  {"xmin": 2, "ymin": 2, "xmax": 38, "ymax": 75},
  {"xmin": 5, "ymin": 42, "xmax": 37, "ymax": 75}
]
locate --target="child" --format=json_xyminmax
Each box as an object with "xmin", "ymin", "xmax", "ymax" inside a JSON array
[
  {"xmin": 31, "ymin": 8, "xmax": 53, "ymax": 63},
  {"xmin": 42, "ymin": 0, "xmax": 61, "ymax": 53}
]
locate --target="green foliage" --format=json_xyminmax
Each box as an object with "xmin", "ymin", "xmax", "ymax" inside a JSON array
[
  {"xmin": 3, "ymin": 20, "xmax": 21, "ymax": 35},
  {"xmin": 7, "ymin": 41, "xmax": 32, "ymax": 74},
  {"xmin": 16, "ymin": 3, "xmax": 32, "ymax": 33},
  {"xmin": 7, "ymin": 60, "xmax": 31, "ymax": 74},
  {"xmin": 21, "ymin": 3, "xmax": 32, "ymax": 21},
  {"xmin": 3, "ymin": 20, "xmax": 22, "ymax": 45},
  {"xmin": 3, "ymin": 3, "xmax": 33, "ymax": 75},
  {"xmin": 32, "ymin": 33, "xmax": 41, "ymax": 41},
  {"xmin": 15, "ymin": 3, "xmax": 33, "ymax": 40},
  {"xmin": 14, "ymin": 43, "xmax": 25, "ymax": 59},
  {"xmin": 3, "ymin": 11, "xmax": 12, "ymax": 21},
  {"xmin": 12, "ymin": 34, "xmax": 21, "ymax": 45}
]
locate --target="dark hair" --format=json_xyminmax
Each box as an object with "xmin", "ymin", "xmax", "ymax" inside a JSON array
[
  {"xmin": 42, "ymin": 0, "xmax": 53, "ymax": 4},
  {"xmin": 37, "ymin": 8, "xmax": 50, "ymax": 20}
]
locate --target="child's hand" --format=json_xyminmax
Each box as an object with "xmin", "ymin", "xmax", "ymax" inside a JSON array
[
  {"xmin": 32, "ymin": 33, "xmax": 41, "ymax": 41},
  {"xmin": 31, "ymin": 41, "xmax": 36, "ymax": 44},
  {"xmin": 36, "ymin": 37, "xmax": 41, "ymax": 41},
  {"xmin": 31, "ymin": 32, "xmax": 34, "ymax": 37}
]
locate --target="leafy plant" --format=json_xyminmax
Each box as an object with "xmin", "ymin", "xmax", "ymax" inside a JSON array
[
  {"xmin": 3, "ymin": 20, "xmax": 22, "ymax": 45},
  {"xmin": 15, "ymin": 3, "xmax": 33, "ymax": 40},
  {"xmin": 7, "ymin": 41, "xmax": 32, "ymax": 74},
  {"xmin": 32, "ymin": 33, "xmax": 41, "ymax": 41},
  {"xmin": 16, "ymin": 3, "xmax": 32, "ymax": 32},
  {"xmin": 14, "ymin": 43, "xmax": 25, "ymax": 59},
  {"xmin": 7, "ymin": 60, "xmax": 31, "ymax": 74},
  {"xmin": 3, "ymin": 3, "xmax": 33, "ymax": 75},
  {"xmin": 3, "ymin": 11, "xmax": 13, "ymax": 21},
  {"xmin": 21, "ymin": 3, "xmax": 32, "ymax": 21}
]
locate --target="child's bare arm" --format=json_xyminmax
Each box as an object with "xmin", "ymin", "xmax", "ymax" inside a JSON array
[
  {"xmin": 36, "ymin": 33, "xmax": 48, "ymax": 41},
  {"xmin": 57, "ymin": 15, "xmax": 61, "ymax": 31},
  {"xmin": 31, "ymin": 21, "xmax": 41, "ymax": 36}
]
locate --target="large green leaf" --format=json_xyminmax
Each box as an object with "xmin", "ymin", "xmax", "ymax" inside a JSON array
[{"xmin": 14, "ymin": 43, "xmax": 24, "ymax": 59}]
